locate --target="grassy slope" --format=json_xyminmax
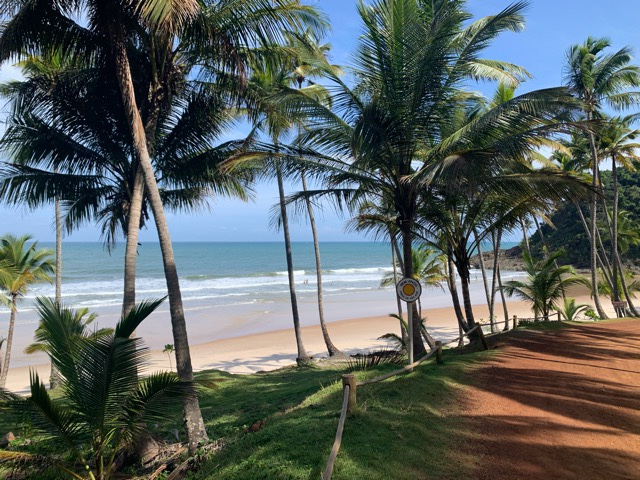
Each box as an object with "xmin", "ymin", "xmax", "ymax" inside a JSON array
[{"xmin": 187, "ymin": 347, "xmax": 495, "ymax": 480}]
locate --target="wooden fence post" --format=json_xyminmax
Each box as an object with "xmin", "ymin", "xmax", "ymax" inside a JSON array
[
  {"xmin": 512, "ymin": 315, "xmax": 518, "ymax": 329},
  {"xmin": 477, "ymin": 325, "xmax": 489, "ymax": 350},
  {"xmin": 342, "ymin": 374, "xmax": 357, "ymax": 413},
  {"xmin": 435, "ymin": 341, "xmax": 443, "ymax": 365}
]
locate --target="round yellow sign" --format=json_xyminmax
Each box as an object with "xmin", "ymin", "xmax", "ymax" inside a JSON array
[{"xmin": 396, "ymin": 278, "xmax": 422, "ymax": 302}]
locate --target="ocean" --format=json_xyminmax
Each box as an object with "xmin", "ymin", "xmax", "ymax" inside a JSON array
[{"xmin": 1, "ymin": 241, "xmax": 521, "ymax": 366}]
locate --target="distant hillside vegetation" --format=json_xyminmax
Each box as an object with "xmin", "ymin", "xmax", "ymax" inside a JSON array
[{"xmin": 529, "ymin": 169, "xmax": 640, "ymax": 268}]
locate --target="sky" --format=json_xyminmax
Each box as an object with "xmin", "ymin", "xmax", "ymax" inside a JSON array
[{"xmin": 0, "ymin": 0, "xmax": 639, "ymax": 244}]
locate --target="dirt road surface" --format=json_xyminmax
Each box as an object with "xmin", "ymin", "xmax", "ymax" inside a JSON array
[{"xmin": 466, "ymin": 319, "xmax": 640, "ymax": 480}]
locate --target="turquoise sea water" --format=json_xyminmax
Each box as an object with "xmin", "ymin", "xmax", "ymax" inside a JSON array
[{"xmin": 16, "ymin": 241, "xmax": 517, "ymax": 311}]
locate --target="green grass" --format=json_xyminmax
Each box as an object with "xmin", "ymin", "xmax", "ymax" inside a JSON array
[
  {"xmin": 184, "ymin": 348, "xmax": 492, "ymax": 480},
  {"xmin": 514, "ymin": 319, "xmax": 572, "ymax": 331},
  {"xmin": 0, "ymin": 346, "xmax": 493, "ymax": 479}
]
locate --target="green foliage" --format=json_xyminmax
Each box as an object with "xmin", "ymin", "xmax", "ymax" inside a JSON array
[
  {"xmin": 504, "ymin": 250, "xmax": 589, "ymax": 318},
  {"xmin": 533, "ymin": 150, "xmax": 640, "ymax": 266},
  {"xmin": 346, "ymin": 350, "xmax": 405, "ymax": 372},
  {"xmin": 556, "ymin": 297, "xmax": 591, "ymax": 321},
  {"xmin": 380, "ymin": 246, "xmax": 446, "ymax": 289},
  {"xmin": 24, "ymin": 298, "xmax": 112, "ymax": 355},
  {"xmin": 584, "ymin": 308, "xmax": 600, "ymax": 321},
  {"xmin": 0, "ymin": 297, "xmax": 194, "ymax": 480}
]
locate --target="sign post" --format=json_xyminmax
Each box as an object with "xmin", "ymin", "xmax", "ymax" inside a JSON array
[{"xmin": 396, "ymin": 278, "xmax": 422, "ymax": 366}]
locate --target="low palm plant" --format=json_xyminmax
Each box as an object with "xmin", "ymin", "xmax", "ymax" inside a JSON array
[
  {"xmin": 380, "ymin": 246, "xmax": 447, "ymax": 290},
  {"xmin": 24, "ymin": 298, "xmax": 113, "ymax": 388},
  {"xmin": 556, "ymin": 297, "xmax": 591, "ymax": 322},
  {"xmin": 0, "ymin": 297, "xmax": 195, "ymax": 480},
  {"xmin": 379, "ymin": 314, "xmax": 433, "ymax": 352},
  {"xmin": 504, "ymin": 251, "xmax": 589, "ymax": 320}
]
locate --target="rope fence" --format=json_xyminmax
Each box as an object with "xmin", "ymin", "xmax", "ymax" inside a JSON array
[
  {"xmin": 321, "ymin": 324, "xmax": 488, "ymax": 479},
  {"xmin": 321, "ymin": 384, "xmax": 351, "ymax": 480}
]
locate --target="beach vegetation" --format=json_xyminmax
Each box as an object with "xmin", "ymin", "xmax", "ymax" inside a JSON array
[
  {"xmin": 379, "ymin": 314, "xmax": 433, "ymax": 353},
  {"xmin": 0, "ymin": 0, "xmax": 328, "ymax": 450},
  {"xmin": 0, "ymin": 234, "xmax": 54, "ymax": 389},
  {"xmin": 281, "ymin": 0, "xmax": 593, "ymax": 357},
  {"xmin": 556, "ymin": 297, "xmax": 592, "ymax": 322},
  {"xmin": 163, "ymin": 344, "xmax": 175, "ymax": 372},
  {"xmin": 347, "ymin": 199, "xmax": 408, "ymax": 341},
  {"xmin": 0, "ymin": 297, "xmax": 195, "ymax": 480},
  {"xmin": 562, "ymin": 36, "xmax": 640, "ymax": 319},
  {"xmin": 504, "ymin": 250, "xmax": 589, "ymax": 319},
  {"xmin": 24, "ymin": 298, "xmax": 113, "ymax": 389}
]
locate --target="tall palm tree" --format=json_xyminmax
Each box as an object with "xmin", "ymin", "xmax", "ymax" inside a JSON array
[
  {"xmin": 1, "ymin": 0, "xmax": 326, "ymax": 451},
  {"xmin": 245, "ymin": 66, "xmax": 318, "ymax": 365},
  {"xmin": 346, "ymin": 199, "xmax": 407, "ymax": 342},
  {"xmin": 0, "ymin": 234, "xmax": 54, "ymax": 388},
  {"xmin": 293, "ymin": 0, "xmax": 541, "ymax": 358},
  {"xmin": 563, "ymin": 37, "xmax": 640, "ymax": 318},
  {"xmin": 598, "ymin": 115, "xmax": 640, "ymax": 315},
  {"xmin": 290, "ymin": 31, "xmax": 342, "ymax": 356},
  {"xmin": 504, "ymin": 250, "xmax": 589, "ymax": 319}
]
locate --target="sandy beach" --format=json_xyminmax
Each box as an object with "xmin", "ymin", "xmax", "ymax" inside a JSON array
[{"xmin": 4, "ymin": 285, "xmax": 607, "ymax": 393}]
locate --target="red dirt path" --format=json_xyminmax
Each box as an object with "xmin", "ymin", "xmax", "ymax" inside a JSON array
[{"xmin": 465, "ymin": 319, "xmax": 640, "ymax": 480}]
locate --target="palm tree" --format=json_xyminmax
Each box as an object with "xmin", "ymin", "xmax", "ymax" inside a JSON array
[
  {"xmin": 0, "ymin": 234, "xmax": 54, "ymax": 388},
  {"xmin": 346, "ymin": 199, "xmax": 408, "ymax": 343},
  {"xmin": 557, "ymin": 297, "xmax": 591, "ymax": 322},
  {"xmin": 290, "ymin": 31, "xmax": 343, "ymax": 356},
  {"xmin": 381, "ymin": 246, "xmax": 446, "ymax": 290},
  {"xmin": 245, "ymin": 66, "xmax": 313, "ymax": 365},
  {"xmin": 598, "ymin": 116, "xmax": 640, "ymax": 315},
  {"xmin": 292, "ymin": 0, "xmax": 542, "ymax": 358},
  {"xmin": 0, "ymin": 297, "xmax": 195, "ymax": 480},
  {"xmin": 0, "ymin": 50, "xmax": 251, "ymax": 305},
  {"xmin": 504, "ymin": 250, "xmax": 589, "ymax": 319},
  {"xmin": 563, "ymin": 37, "xmax": 640, "ymax": 319},
  {"xmin": 24, "ymin": 298, "xmax": 113, "ymax": 387},
  {"xmin": 163, "ymin": 343, "xmax": 175, "ymax": 372},
  {"xmin": 0, "ymin": 0, "xmax": 326, "ymax": 451}
]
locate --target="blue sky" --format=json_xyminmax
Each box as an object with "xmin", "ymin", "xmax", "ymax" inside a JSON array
[{"xmin": 0, "ymin": 0, "xmax": 639, "ymax": 243}]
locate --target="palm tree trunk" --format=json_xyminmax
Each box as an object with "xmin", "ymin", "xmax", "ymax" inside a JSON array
[
  {"xmin": 587, "ymin": 127, "xmax": 608, "ymax": 319},
  {"xmin": 447, "ymin": 254, "xmax": 467, "ymax": 331},
  {"xmin": 391, "ymin": 233, "xmax": 408, "ymax": 345},
  {"xmin": 454, "ymin": 252, "xmax": 478, "ymax": 333},
  {"xmin": 611, "ymin": 155, "xmax": 622, "ymax": 316},
  {"xmin": 576, "ymin": 201, "xmax": 614, "ymax": 286},
  {"xmin": 496, "ymin": 264, "xmax": 510, "ymax": 330},
  {"xmin": 615, "ymin": 249, "xmax": 640, "ymax": 316},
  {"xmin": 459, "ymin": 271, "xmax": 477, "ymax": 330},
  {"xmin": 300, "ymin": 172, "xmax": 340, "ymax": 356},
  {"xmin": 276, "ymin": 165, "xmax": 310, "ymax": 364},
  {"xmin": 109, "ymin": 22, "xmax": 207, "ymax": 452},
  {"xmin": 393, "ymin": 237, "xmax": 404, "ymax": 274},
  {"xmin": 474, "ymin": 230, "xmax": 492, "ymax": 314},
  {"xmin": 400, "ymin": 222, "xmax": 427, "ymax": 358},
  {"xmin": 51, "ymin": 191, "xmax": 63, "ymax": 389},
  {"xmin": 489, "ymin": 230, "xmax": 501, "ymax": 333},
  {"xmin": 122, "ymin": 168, "xmax": 145, "ymax": 319},
  {"xmin": 520, "ymin": 218, "xmax": 531, "ymax": 257},
  {"xmin": 0, "ymin": 301, "xmax": 17, "ymax": 388}
]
